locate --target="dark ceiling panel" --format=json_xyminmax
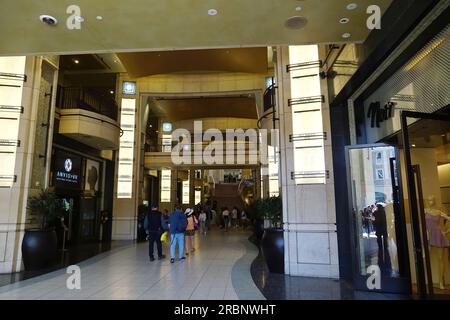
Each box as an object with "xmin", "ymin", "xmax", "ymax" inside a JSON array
[{"xmin": 118, "ymin": 48, "xmax": 268, "ymax": 77}]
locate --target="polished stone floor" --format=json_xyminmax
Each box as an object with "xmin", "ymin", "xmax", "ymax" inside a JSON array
[{"xmin": 0, "ymin": 229, "xmax": 265, "ymax": 300}]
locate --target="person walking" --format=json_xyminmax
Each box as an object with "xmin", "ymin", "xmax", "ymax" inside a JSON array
[
  {"xmin": 144, "ymin": 204, "xmax": 166, "ymax": 261},
  {"xmin": 184, "ymin": 208, "xmax": 197, "ymax": 255},
  {"xmin": 198, "ymin": 209, "xmax": 207, "ymax": 236},
  {"xmin": 231, "ymin": 207, "xmax": 238, "ymax": 228},
  {"xmin": 222, "ymin": 207, "xmax": 230, "ymax": 232},
  {"xmin": 168, "ymin": 205, "xmax": 188, "ymax": 263}
]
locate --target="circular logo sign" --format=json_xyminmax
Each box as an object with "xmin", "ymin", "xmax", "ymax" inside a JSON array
[{"xmin": 64, "ymin": 158, "xmax": 73, "ymax": 173}]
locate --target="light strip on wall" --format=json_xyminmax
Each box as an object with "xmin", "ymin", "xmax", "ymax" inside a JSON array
[
  {"xmin": 0, "ymin": 57, "xmax": 26, "ymax": 188},
  {"xmin": 117, "ymin": 98, "xmax": 136, "ymax": 198},
  {"xmin": 160, "ymin": 169, "xmax": 171, "ymax": 202},
  {"xmin": 289, "ymin": 45, "xmax": 326, "ymax": 185}
]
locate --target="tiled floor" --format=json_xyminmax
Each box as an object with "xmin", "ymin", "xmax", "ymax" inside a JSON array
[
  {"xmin": 0, "ymin": 229, "xmax": 265, "ymax": 300},
  {"xmin": 0, "ymin": 241, "xmax": 132, "ymax": 287},
  {"xmin": 250, "ymin": 243, "xmax": 411, "ymax": 300}
]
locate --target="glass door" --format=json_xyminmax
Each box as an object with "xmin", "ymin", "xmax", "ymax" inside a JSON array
[
  {"xmin": 346, "ymin": 144, "xmax": 411, "ymax": 293},
  {"xmin": 401, "ymin": 111, "xmax": 450, "ymax": 298}
]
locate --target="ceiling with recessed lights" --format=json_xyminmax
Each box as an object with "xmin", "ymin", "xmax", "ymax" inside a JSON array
[{"xmin": 0, "ymin": 0, "xmax": 392, "ymax": 56}]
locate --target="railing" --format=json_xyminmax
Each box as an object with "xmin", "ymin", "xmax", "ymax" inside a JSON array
[
  {"xmin": 57, "ymin": 86, "xmax": 118, "ymax": 121},
  {"xmin": 145, "ymin": 140, "xmax": 260, "ymax": 153},
  {"xmin": 263, "ymin": 84, "xmax": 277, "ymax": 112}
]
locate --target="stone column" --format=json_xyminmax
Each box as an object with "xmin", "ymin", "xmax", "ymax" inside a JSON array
[
  {"xmin": 276, "ymin": 46, "xmax": 339, "ymax": 278},
  {"xmin": 0, "ymin": 56, "xmax": 58, "ymax": 273}
]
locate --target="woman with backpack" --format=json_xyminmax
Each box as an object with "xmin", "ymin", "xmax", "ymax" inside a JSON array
[{"xmin": 184, "ymin": 208, "xmax": 198, "ymax": 255}]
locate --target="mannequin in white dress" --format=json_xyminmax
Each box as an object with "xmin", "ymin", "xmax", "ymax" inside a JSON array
[{"xmin": 425, "ymin": 195, "xmax": 450, "ymax": 289}]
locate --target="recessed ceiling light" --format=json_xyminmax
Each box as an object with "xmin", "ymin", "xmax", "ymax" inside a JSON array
[
  {"xmin": 340, "ymin": 18, "xmax": 350, "ymax": 24},
  {"xmin": 96, "ymin": 16, "xmax": 103, "ymax": 21},
  {"xmin": 412, "ymin": 144, "xmax": 416, "ymax": 147},
  {"xmin": 295, "ymin": 6, "xmax": 302, "ymax": 12},
  {"xmin": 110, "ymin": 90, "xmax": 114, "ymax": 94},
  {"xmin": 73, "ymin": 59, "xmax": 80, "ymax": 64},
  {"xmin": 342, "ymin": 33, "xmax": 351, "ymax": 39},
  {"xmin": 208, "ymin": 9, "xmax": 218, "ymax": 16},
  {"xmin": 346, "ymin": 3, "xmax": 358, "ymax": 10},
  {"xmin": 39, "ymin": 15, "xmax": 58, "ymax": 26}
]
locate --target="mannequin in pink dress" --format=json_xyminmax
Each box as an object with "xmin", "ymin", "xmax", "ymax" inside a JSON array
[{"xmin": 425, "ymin": 195, "xmax": 450, "ymax": 290}]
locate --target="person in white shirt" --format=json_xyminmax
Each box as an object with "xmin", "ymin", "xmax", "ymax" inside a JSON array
[
  {"xmin": 198, "ymin": 209, "xmax": 207, "ymax": 236},
  {"xmin": 222, "ymin": 207, "xmax": 230, "ymax": 232}
]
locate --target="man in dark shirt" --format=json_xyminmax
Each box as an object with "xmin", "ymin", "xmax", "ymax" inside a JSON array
[
  {"xmin": 371, "ymin": 203, "xmax": 392, "ymax": 273},
  {"xmin": 144, "ymin": 204, "xmax": 166, "ymax": 261}
]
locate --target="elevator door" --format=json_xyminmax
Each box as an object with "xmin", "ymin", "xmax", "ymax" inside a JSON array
[{"xmin": 345, "ymin": 144, "xmax": 411, "ymax": 293}]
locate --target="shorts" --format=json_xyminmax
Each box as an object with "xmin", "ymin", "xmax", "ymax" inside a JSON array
[{"xmin": 185, "ymin": 230, "xmax": 195, "ymax": 236}]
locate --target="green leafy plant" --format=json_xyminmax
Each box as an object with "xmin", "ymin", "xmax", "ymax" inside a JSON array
[
  {"xmin": 246, "ymin": 196, "xmax": 282, "ymax": 228},
  {"xmin": 263, "ymin": 196, "xmax": 282, "ymax": 228},
  {"xmin": 27, "ymin": 189, "xmax": 66, "ymax": 230}
]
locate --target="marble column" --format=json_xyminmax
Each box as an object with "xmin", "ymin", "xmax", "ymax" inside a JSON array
[{"xmin": 276, "ymin": 46, "xmax": 339, "ymax": 278}]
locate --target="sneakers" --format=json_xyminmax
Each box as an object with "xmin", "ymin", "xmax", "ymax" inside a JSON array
[
  {"xmin": 179, "ymin": 257, "xmax": 186, "ymax": 261},
  {"xmin": 170, "ymin": 258, "xmax": 175, "ymax": 263}
]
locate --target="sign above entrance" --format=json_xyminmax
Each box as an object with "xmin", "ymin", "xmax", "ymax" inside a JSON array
[{"xmin": 54, "ymin": 151, "xmax": 81, "ymax": 190}]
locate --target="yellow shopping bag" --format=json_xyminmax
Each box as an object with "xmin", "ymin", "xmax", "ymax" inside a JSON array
[{"xmin": 160, "ymin": 231, "xmax": 168, "ymax": 244}]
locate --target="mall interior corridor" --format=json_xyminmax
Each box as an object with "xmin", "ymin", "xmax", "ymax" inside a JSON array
[{"xmin": 0, "ymin": 230, "xmax": 264, "ymax": 300}]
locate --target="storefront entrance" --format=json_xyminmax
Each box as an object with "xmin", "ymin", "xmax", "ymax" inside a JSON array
[
  {"xmin": 347, "ymin": 111, "xmax": 450, "ymax": 298},
  {"xmin": 346, "ymin": 144, "xmax": 411, "ymax": 293},
  {"xmin": 400, "ymin": 111, "xmax": 450, "ymax": 298}
]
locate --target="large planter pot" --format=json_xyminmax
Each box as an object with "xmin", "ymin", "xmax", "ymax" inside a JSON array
[
  {"xmin": 261, "ymin": 228, "xmax": 284, "ymax": 274},
  {"xmin": 254, "ymin": 218, "xmax": 265, "ymax": 240},
  {"xmin": 21, "ymin": 229, "xmax": 57, "ymax": 271}
]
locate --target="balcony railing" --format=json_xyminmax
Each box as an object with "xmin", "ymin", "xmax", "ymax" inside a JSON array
[{"xmin": 57, "ymin": 86, "xmax": 118, "ymax": 121}]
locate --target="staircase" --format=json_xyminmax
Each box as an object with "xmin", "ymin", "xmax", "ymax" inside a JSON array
[{"xmin": 212, "ymin": 183, "xmax": 245, "ymax": 210}]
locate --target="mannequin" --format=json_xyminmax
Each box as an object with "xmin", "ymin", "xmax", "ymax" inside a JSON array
[{"xmin": 424, "ymin": 195, "xmax": 450, "ymax": 290}]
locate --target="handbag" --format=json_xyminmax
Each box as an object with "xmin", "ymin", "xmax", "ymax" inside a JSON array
[{"xmin": 193, "ymin": 216, "xmax": 199, "ymax": 230}]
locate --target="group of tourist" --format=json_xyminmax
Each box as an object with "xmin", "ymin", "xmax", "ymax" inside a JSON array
[{"xmin": 143, "ymin": 203, "xmax": 249, "ymax": 263}]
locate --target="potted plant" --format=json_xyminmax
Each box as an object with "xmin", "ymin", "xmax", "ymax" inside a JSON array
[
  {"xmin": 260, "ymin": 196, "xmax": 284, "ymax": 274},
  {"xmin": 22, "ymin": 189, "xmax": 66, "ymax": 271},
  {"xmin": 246, "ymin": 198, "xmax": 265, "ymax": 241}
]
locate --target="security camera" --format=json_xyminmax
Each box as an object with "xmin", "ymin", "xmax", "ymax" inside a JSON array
[{"xmin": 39, "ymin": 15, "xmax": 58, "ymax": 26}]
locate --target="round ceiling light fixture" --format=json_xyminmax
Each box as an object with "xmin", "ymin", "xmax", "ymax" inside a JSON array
[
  {"xmin": 339, "ymin": 17, "xmax": 350, "ymax": 24},
  {"xmin": 342, "ymin": 32, "xmax": 352, "ymax": 39},
  {"xmin": 73, "ymin": 59, "xmax": 80, "ymax": 64},
  {"xmin": 39, "ymin": 15, "xmax": 58, "ymax": 26},
  {"xmin": 285, "ymin": 16, "xmax": 308, "ymax": 30},
  {"xmin": 346, "ymin": 3, "xmax": 358, "ymax": 10},
  {"xmin": 96, "ymin": 16, "xmax": 103, "ymax": 21},
  {"xmin": 208, "ymin": 9, "xmax": 218, "ymax": 16},
  {"xmin": 295, "ymin": 6, "xmax": 302, "ymax": 12}
]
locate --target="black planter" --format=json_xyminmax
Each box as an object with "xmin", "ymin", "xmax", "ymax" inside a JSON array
[
  {"xmin": 254, "ymin": 218, "xmax": 265, "ymax": 240},
  {"xmin": 261, "ymin": 228, "xmax": 284, "ymax": 274},
  {"xmin": 21, "ymin": 229, "xmax": 57, "ymax": 271}
]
